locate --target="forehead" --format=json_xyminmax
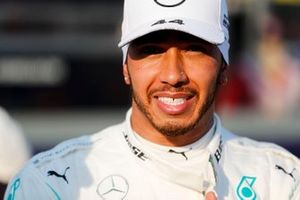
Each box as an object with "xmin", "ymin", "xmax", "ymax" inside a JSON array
[{"xmin": 131, "ymin": 30, "xmax": 212, "ymax": 46}]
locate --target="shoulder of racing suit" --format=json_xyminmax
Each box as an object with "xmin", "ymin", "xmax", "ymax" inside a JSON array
[
  {"xmin": 29, "ymin": 122, "xmax": 125, "ymax": 168},
  {"xmin": 219, "ymin": 128, "xmax": 300, "ymax": 199},
  {"xmin": 4, "ymin": 122, "xmax": 127, "ymax": 200},
  {"xmin": 221, "ymin": 127, "xmax": 299, "ymax": 167}
]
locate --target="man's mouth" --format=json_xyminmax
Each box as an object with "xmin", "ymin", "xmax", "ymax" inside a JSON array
[
  {"xmin": 154, "ymin": 93, "xmax": 194, "ymax": 115},
  {"xmin": 158, "ymin": 97, "xmax": 186, "ymax": 106}
]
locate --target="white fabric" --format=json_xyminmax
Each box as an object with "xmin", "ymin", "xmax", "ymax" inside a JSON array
[
  {"xmin": 132, "ymin": 119, "xmax": 215, "ymax": 156},
  {"xmin": 125, "ymin": 116, "xmax": 218, "ymax": 194},
  {"xmin": 118, "ymin": 0, "xmax": 230, "ymax": 64},
  {"xmin": 0, "ymin": 107, "xmax": 31, "ymax": 184},
  {"xmin": 5, "ymin": 109, "xmax": 300, "ymax": 200}
]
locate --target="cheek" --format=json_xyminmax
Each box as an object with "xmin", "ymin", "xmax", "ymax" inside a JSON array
[
  {"xmin": 128, "ymin": 60, "xmax": 160, "ymax": 90},
  {"xmin": 186, "ymin": 60, "xmax": 220, "ymax": 89}
]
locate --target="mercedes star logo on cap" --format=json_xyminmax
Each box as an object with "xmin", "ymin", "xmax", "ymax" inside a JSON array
[
  {"xmin": 154, "ymin": 0, "xmax": 186, "ymax": 7},
  {"xmin": 97, "ymin": 175, "xmax": 129, "ymax": 200}
]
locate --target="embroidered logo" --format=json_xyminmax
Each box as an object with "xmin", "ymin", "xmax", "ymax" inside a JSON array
[
  {"xmin": 154, "ymin": 0, "xmax": 186, "ymax": 7},
  {"xmin": 214, "ymin": 136, "xmax": 223, "ymax": 163},
  {"xmin": 236, "ymin": 176, "xmax": 257, "ymax": 200},
  {"xmin": 47, "ymin": 167, "xmax": 70, "ymax": 184},
  {"xmin": 223, "ymin": 14, "xmax": 230, "ymax": 30},
  {"xmin": 123, "ymin": 132, "xmax": 148, "ymax": 161},
  {"xmin": 151, "ymin": 19, "xmax": 184, "ymax": 27},
  {"xmin": 275, "ymin": 164, "xmax": 296, "ymax": 182},
  {"xmin": 6, "ymin": 178, "xmax": 20, "ymax": 200},
  {"xmin": 97, "ymin": 175, "xmax": 129, "ymax": 200},
  {"xmin": 168, "ymin": 148, "xmax": 191, "ymax": 160}
]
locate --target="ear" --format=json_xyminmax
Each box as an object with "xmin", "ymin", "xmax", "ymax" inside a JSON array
[
  {"xmin": 123, "ymin": 63, "xmax": 131, "ymax": 85},
  {"xmin": 218, "ymin": 62, "xmax": 228, "ymax": 86}
]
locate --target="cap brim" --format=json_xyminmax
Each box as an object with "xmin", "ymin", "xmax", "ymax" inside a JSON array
[{"xmin": 118, "ymin": 17, "xmax": 225, "ymax": 47}]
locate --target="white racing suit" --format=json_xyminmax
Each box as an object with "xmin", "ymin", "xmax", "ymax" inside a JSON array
[{"xmin": 5, "ymin": 110, "xmax": 300, "ymax": 200}]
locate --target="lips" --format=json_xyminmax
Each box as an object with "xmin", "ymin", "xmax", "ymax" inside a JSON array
[{"xmin": 154, "ymin": 92, "xmax": 194, "ymax": 115}]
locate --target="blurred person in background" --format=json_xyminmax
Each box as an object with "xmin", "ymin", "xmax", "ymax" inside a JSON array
[
  {"xmin": 252, "ymin": 14, "xmax": 300, "ymax": 117},
  {"xmin": 216, "ymin": 12, "xmax": 300, "ymax": 117},
  {"xmin": 215, "ymin": 57, "xmax": 256, "ymax": 115},
  {"xmin": 4, "ymin": 0, "xmax": 300, "ymax": 199},
  {"xmin": 0, "ymin": 107, "xmax": 32, "ymax": 199}
]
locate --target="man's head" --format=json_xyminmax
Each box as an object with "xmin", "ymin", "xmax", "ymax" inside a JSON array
[{"xmin": 118, "ymin": 0, "xmax": 230, "ymax": 145}]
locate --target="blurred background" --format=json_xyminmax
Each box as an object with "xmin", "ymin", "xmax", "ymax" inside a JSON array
[{"xmin": 0, "ymin": 0, "xmax": 300, "ymax": 197}]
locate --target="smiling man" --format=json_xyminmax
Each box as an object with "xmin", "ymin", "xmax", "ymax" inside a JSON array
[
  {"xmin": 5, "ymin": 0, "xmax": 300, "ymax": 199},
  {"xmin": 124, "ymin": 30, "xmax": 224, "ymax": 149},
  {"xmin": 125, "ymin": 30, "xmax": 224, "ymax": 142}
]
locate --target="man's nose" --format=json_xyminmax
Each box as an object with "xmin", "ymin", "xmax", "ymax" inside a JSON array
[{"xmin": 159, "ymin": 48, "xmax": 188, "ymax": 86}]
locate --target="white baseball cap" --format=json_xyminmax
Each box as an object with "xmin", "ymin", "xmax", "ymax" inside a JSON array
[{"xmin": 118, "ymin": 0, "xmax": 230, "ymax": 64}]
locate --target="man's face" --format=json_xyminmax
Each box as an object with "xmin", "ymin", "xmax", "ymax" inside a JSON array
[{"xmin": 123, "ymin": 30, "xmax": 223, "ymax": 138}]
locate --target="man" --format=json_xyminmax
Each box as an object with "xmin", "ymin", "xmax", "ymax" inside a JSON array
[{"xmin": 5, "ymin": 0, "xmax": 300, "ymax": 199}]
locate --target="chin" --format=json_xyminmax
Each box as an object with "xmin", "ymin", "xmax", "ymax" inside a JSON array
[{"xmin": 151, "ymin": 116, "xmax": 200, "ymax": 137}]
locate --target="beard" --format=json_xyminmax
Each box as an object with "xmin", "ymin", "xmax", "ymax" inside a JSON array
[{"xmin": 130, "ymin": 71, "xmax": 221, "ymax": 137}]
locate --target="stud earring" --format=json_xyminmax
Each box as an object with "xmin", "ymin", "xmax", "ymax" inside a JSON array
[
  {"xmin": 222, "ymin": 76, "xmax": 228, "ymax": 85},
  {"xmin": 124, "ymin": 76, "xmax": 130, "ymax": 84},
  {"xmin": 218, "ymin": 75, "xmax": 228, "ymax": 86}
]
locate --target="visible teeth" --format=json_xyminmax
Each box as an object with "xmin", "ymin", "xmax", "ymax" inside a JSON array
[{"xmin": 158, "ymin": 97, "xmax": 185, "ymax": 106}]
